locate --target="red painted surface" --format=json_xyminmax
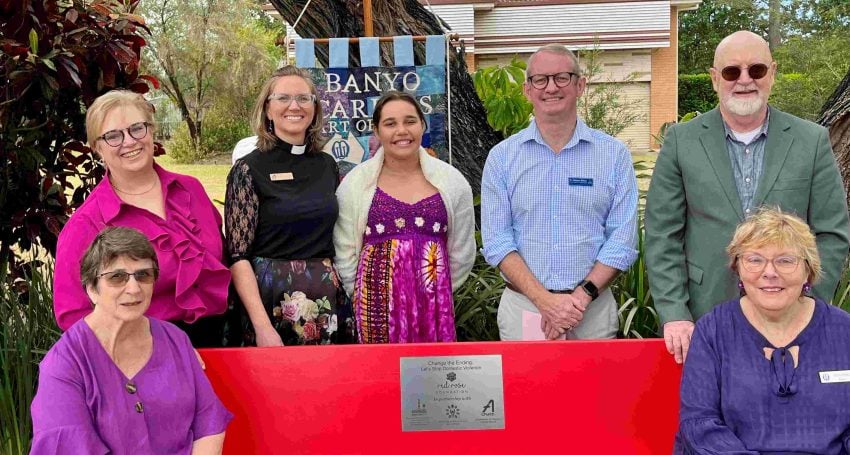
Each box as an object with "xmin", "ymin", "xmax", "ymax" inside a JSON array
[{"xmin": 200, "ymin": 340, "xmax": 682, "ymax": 454}]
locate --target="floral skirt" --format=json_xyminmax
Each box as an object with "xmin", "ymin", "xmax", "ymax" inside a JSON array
[{"xmin": 240, "ymin": 257, "xmax": 356, "ymax": 346}]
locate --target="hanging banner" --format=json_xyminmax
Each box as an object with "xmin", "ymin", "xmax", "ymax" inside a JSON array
[{"xmin": 296, "ymin": 36, "xmax": 448, "ymax": 176}]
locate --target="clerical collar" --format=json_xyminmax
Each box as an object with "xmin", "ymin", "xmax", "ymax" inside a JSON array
[{"xmin": 291, "ymin": 144, "xmax": 307, "ymax": 155}]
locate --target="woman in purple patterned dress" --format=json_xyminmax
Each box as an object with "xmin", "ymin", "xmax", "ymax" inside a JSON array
[{"xmin": 334, "ymin": 91, "xmax": 476, "ymax": 343}]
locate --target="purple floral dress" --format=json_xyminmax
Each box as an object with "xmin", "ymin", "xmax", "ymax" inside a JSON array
[{"xmin": 354, "ymin": 188, "xmax": 456, "ymax": 343}]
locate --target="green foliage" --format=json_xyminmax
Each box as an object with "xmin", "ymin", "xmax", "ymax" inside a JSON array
[
  {"xmin": 678, "ymin": 0, "xmax": 766, "ymax": 75},
  {"xmin": 678, "ymin": 74, "xmax": 716, "ymax": 116},
  {"xmin": 0, "ymin": 259, "xmax": 61, "ymax": 454},
  {"xmin": 167, "ymin": 106, "xmax": 253, "ymax": 163},
  {"xmin": 0, "ymin": 0, "xmax": 153, "ymax": 264},
  {"xmin": 472, "ymin": 58, "xmax": 533, "ymax": 137},
  {"xmin": 833, "ymin": 262, "xmax": 850, "ymax": 313},
  {"xmin": 772, "ymin": 34, "xmax": 850, "ymax": 120},
  {"xmin": 612, "ymin": 197, "xmax": 659, "ymax": 338},
  {"xmin": 453, "ymin": 232, "xmax": 503, "ymax": 342}
]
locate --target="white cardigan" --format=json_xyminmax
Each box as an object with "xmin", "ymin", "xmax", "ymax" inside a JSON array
[{"xmin": 333, "ymin": 147, "xmax": 476, "ymax": 296}]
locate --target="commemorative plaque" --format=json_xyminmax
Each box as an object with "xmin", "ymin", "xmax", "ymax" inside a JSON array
[{"xmin": 400, "ymin": 355, "xmax": 505, "ymax": 431}]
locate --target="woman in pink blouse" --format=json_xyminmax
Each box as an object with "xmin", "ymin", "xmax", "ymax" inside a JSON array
[{"xmin": 53, "ymin": 90, "xmax": 231, "ymax": 346}]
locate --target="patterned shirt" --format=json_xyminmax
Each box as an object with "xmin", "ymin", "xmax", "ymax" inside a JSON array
[
  {"xmin": 481, "ymin": 118, "xmax": 639, "ymax": 291},
  {"xmin": 723, "ymin": 110, "xmax": 770, "ymax": 216}
]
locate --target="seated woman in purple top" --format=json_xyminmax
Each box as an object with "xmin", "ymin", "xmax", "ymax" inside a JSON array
[
  {"xmin": 675, "ymin": 207, "xmax": 850, "ymax": 454},
  {"xmin": 31, "ymin": 227, "xmax": 232, "ymax": 454},
  {"xmin": 54, "ymin": 90, "xmax": 230, "ymax": 347}
]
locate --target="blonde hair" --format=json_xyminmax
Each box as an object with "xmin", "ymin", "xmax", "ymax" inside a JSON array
[
  {"xmin": 86, "ymin": 90, "xmax": 155, "ymax": 149},
  {"xmin": 726, "ymin": 206, "xmax": 822, "ymax": 284},
  {"xmin": 527, "ymin": 44, "xmax": 581, "ymax": 76},
  {"xmin": 251, "ymin": 66, "xmax": 325, "ymax": 153}
]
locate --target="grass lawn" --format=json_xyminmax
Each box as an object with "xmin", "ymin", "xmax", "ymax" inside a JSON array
[{"xmin": 156, "ymin": 154, "xmax": 230, "ymax": 210}]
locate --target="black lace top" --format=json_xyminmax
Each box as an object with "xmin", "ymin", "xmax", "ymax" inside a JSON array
[{"xmin": 224, "ymin": 140, "xmax": 339, "ymax": 263}]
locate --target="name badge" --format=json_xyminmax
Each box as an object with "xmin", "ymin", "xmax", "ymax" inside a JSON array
[
  {"xmin": 270, "ymin": 172, "xmax": 294, "ymax": 181},
  {"xmin": 568, "ymin": 177, "xmax": 593, "ymax": 187},
  {"xmin": 819, "ymin": 370, "xmax": 850, "ymax": 384}
]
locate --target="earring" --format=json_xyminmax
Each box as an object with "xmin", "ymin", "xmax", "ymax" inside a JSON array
[
  {"xmin": 738, "ymin": 280, "xmax": 746, "ymax": 296},
  {"xmin": 802, "ymin": 282, "xmax": 812, "ymax": 295}
]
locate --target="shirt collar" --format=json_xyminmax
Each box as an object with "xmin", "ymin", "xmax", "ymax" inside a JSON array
[
  {"xmin": 722, "ymin": 107, "xmax": 771, "ymax": 141},
  {"xmin": 98, "ymin": 162, "xmax": 179, "ymax": 223},
  {"xmin": 522, "ymin": 117, "xmax": 594, "ymax": 152}
]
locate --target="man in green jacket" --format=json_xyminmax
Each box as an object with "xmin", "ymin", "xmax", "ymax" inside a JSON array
[{"xmin": 646, "ymin": 30, "xmax": 849, "ymax": 364}]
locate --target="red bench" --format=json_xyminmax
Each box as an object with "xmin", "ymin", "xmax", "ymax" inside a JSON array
[{"xmin": 200, "ymin": 340, "xmax": 682, "ymax": 454}]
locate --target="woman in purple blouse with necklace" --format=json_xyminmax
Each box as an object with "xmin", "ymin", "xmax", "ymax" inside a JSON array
[
  {"xmin": 675, "ymin": 207, "xmax": 850, "ymax": 454},
  {"xmin": 334, "ymin": 91, "xmax": 476, "ymax": 343},
  {"xmin": 31, "ymin": 227, "xmax": 231, "ymax": 454}
]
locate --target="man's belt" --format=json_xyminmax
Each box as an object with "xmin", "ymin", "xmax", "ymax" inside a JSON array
[{"xmin": 505, "ymin": 282, "xmax": 573, "ymax": 295}]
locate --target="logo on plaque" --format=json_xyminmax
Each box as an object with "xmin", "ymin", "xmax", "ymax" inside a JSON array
[
  {"xmin": 446, "ymin": 404, "xmax": 460, "ymax": 419},
  {"xmin": 482, "ymin": 399, "xmax": 496, "ymax": 416},
  {"xmin": 446, "ymin": 372, "xmax": 456, "ymax": 382},
  {"xmin": 412, "ymin": 399, "xmax": 427, "ymax": 416}
]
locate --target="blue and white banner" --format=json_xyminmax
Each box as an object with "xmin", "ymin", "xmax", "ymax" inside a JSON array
[{"xmin": 296, "ymin": 35, "xmax": 448, "ymax": 175}]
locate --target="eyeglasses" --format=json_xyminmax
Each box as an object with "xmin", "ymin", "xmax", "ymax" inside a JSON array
[
  {"xmin": 97, "ymin": 122, "xmax": 151, "ymax": 147},
  {"xmin": 717, "ymin": 63, "xmax": 769, "ymax": 82},
  {"xmin": 738, "ymin": 253, "xmax": 802, "ymax": 274},
  {"xmin": 267, "ymin": 93, "xmax": 316, "ymax": 106},
  {"xmin": 96, "ymin": 268, "xmax": 158, "ymax": 287},
  {"xmin": 527, "ymin": 72, "xmax": 579, "ymax": 89}
]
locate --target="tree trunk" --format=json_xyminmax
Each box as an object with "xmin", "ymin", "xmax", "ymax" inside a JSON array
[
  {"xmin": 819, "ymin": 68, "xmax": 850, "ymax": 206},
  {"xmin": 767, "ymin": 0, "xmax": 781, "ymax": 52},
  {"xmin": 269, "ymin": 0, "xmax": 502, "ymax": 195}
]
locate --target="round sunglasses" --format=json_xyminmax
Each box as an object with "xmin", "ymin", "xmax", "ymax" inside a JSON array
[{"xmin": 717, "ymin": 63, "xmax": 769, "ymax": 82}]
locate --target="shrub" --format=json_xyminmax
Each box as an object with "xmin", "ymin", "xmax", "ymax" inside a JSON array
[
  {"xmin": 0, "ymin": 258, "xmax": 60, "ymax": 454},
  {"xmin": 165, "ymin": 106, "xmax": 252, "ymax": 163},
  {"xmin": 770, "ymin": 72, "xmax": 821, "ymax": 121},
  {"xmin": 0, "ymin": 0, "xmax": 155, "ymax": 266},
  {"xmin": 453, "ymin": 231, "xmax": 503, "ymax": 342},
  {"xmin": 679, "ymin": 74, "xmax": 716, "ymax": 115},
  {"xmin": 472, "ymin": 58, "xmax": 532, "ymax": 137}
]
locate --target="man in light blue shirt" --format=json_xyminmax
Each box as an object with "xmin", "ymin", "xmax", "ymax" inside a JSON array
[{"xmin": 481, "ymin": 44, "xmax": 638, "ymax": 340}]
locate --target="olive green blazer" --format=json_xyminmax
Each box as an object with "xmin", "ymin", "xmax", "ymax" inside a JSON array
[{"xmin": 645, "ymin": 107, "xmax": 849, "ymax": 324}]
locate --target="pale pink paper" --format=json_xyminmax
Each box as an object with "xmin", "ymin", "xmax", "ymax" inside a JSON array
[{"xmin": 522, "ymin": 310, "xmax": 566, "ymax": 340}]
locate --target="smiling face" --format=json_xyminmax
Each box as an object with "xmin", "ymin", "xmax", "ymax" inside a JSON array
[
  {"xmin": 265, "ymin": 75, "xmax": 316, "ymax": 145},
  {"xmin": 711, "ymin": 32, "xmax": 776, "ymax": 121},
  {"xmin": 86, "ymin": 255, "xmax": 155, "ymax": 324},
  {"xmin": 96, "ymin": 105, "xmax": 155, "ymax": 179},
  {"xmin": 737, "ymin": 244, "xmax": 808, "ymax": 315},
  {"xmin": 523, "ymin": 50, "xmax": 585, "ymax": 120},
  {"xmin": 374, "ymin": 99, "xmax": 425, "ymax": 161}
]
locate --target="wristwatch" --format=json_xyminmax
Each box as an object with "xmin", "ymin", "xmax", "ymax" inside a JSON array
[{"xmin": 578, "ymin": 279, "xmax": 599, "ymax": 300}]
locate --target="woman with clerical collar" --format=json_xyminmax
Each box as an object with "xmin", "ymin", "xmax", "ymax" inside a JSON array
[{"xmin": 225, "ymin": 66, "xmax": 355, "ymax": 346}]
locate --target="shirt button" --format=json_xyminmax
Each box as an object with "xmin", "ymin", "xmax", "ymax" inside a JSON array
[
  {"xmin": 125, "ymin": 382, "xmax": 137, "ymax": 394},
  {"xmin": 135, "ymin": 401, "xmax": 144, "ymax": 413},
  {"xmin": 745, "ymin": 177, "xmax": 751, "ymax": 183},
  {"xmin": 745, "ymin": 209, "xmax": 751, "ymax": 214},
  {"xmin": 745, "ymin": 148, "xmax": 750, "ymax": 154}
]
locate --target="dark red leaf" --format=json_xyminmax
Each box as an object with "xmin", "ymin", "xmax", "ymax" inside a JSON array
[{"xmin": 128, "ymin": 81, "xmax": 149, "ymax": 94}]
